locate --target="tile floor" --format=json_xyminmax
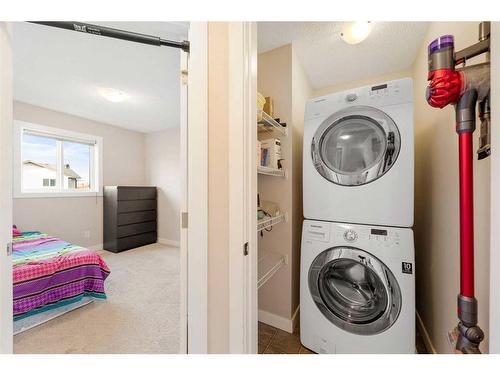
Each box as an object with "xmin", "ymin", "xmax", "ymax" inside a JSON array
[{"xmin": 258, "ymin": 321, "xmax": 429, "ymax": 354}]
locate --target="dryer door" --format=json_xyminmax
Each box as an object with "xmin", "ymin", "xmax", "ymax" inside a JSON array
[
  {"xmin": 311, "ymin": 106, "xmax": 401, "ymax": 186},
  {"xmin": 308, "ymin": 246, "xmax": 402, "ymax": 335}
]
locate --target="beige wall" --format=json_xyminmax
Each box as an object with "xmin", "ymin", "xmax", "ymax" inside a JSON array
[
  {"xmin": 257, "ymin": 44, "xmax": 313, "ymax": 325},
  {"xmin": 412, "ymin": 22, "xmax": 490, "ymax": 353},
  {"xmin": 144, "ymin": 128, "xmax": 180, "ymax": 243},
  {"xmin": 13, "ymin": 101, "xmax": 147, "ymax": 248},
  {"xmin": 207, "ymin": 22, "xmax": 230, "ymax": 353},
  {"xmin": 258, "ymin": 45, "xmax": 294, "ymax": 320},
  {"xmin": 291, "ymin": 48, "xmax": 313, "ymax": 312}
]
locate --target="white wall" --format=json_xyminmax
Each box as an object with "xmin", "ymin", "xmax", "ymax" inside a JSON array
[
  {"xmin": 144, "ymin": 128, "xmax": 180, "ymax": 244},
  {"xmin": 412, "ymin": 22, "xmax": 490, "ymax": 353},
  {"xmin": 13, "ymin": 101, "xmax": 147, "ymax": 248}
]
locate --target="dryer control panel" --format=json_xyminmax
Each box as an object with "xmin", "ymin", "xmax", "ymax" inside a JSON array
[{"xmin": 304, "ymin": 77, "xmax": 413, "ymax": 121}]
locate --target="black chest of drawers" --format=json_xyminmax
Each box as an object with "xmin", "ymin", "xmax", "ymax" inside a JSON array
[{"xmin": 103, "ymin": 186, "xmax": 157, "ymax": 253}]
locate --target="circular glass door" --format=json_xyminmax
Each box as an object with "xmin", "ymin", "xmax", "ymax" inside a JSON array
[
  {"xmin": 308, "ymin": 246, "xmax": 401, "ymax": 335},
  {"xmin": 311, "ymin": 106, "xmax": 401, "ymax": 186}
]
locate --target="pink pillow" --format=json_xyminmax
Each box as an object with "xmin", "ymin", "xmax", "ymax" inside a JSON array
[{"xmin": 12, "ymin": 225, "xmax": 21, "ymax": 237}]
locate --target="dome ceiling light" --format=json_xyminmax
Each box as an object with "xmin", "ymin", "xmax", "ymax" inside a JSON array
[{"xmin": 341, "ymin": 22, "xmax": 372, "ymax": 45}]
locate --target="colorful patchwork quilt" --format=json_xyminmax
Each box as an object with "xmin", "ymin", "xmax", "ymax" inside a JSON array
[{"xmin": 12, "ymin": 231, "xmax": 110, "ymax": 320}]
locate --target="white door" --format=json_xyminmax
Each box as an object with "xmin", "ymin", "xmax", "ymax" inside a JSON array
[{"xmin": 0, "ymin": 22, "xmax": 13, "ymax": 354}]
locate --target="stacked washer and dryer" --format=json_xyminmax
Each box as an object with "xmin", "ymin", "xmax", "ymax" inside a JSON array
[{"xmin": 300, "ymin": 78, "xmax": 416, "ymax": 354}]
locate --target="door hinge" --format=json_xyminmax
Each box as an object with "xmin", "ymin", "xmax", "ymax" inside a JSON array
[
  {"xmin": 181, "ymin": 69, "xmax": 188, "ymax": 85},
  {"xmin": 181, "ymin": 212, "xmax": 188, "ymax": 229},
  {"xmin": 6, "ymin": 242, "xmax": 12, "ymax": 256},
  {"xmin": 243, "ymin": 242, "xmax": 249, "ymax": 256}
]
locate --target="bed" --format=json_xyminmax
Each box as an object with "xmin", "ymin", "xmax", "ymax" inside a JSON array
[{"xmin": 12, "ymin": 229, "xmax": 110, "ymax": 327}]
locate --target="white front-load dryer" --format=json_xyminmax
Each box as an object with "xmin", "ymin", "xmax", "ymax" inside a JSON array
[
  {"xmin": 300, "ymin": 220, "xmax": 415, "ymax": 354},
  {"xmin": 303, "ymin": 78, "xmax": 414, "ymax": 227}
]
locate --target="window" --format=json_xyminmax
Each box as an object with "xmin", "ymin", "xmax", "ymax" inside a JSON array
[
  {"xmin": 14, "ymin": 121, "xmax": 103, "ymax": 197},
  {"xmin": 42, "ymin": 179, "xmax": 56, "ymax": 187}
]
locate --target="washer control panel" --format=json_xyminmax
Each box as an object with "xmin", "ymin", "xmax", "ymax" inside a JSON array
[
  {"xmin": 343, "ymin": 229, "xmax": 358, "ymax": 242},
  {"xmin": 334, "ymin": 225, "xmax": 401, "ymax": 248}
]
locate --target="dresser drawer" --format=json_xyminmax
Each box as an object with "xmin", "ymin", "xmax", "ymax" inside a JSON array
[
  {"xmin": 117, "ymin": 187, "xmax": 156, "ymax": 201},
  {"xmin": 117, "ymin": 199, "xmax": 156, "ymax": 213},
  {"xmin": 115, "ymin": 232, "xmax": 157, "ymax": 251},
  {"xmin": 117, "ymin": 211, "xmax": 157, "ymax": 226},
  {"xmin": 117, "ymin": 221, "xmax": 157, "ymax": 238}
]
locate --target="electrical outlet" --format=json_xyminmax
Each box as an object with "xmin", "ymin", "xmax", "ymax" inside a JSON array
[{"xmin": 84, "ymin": 230, "xmax": 91, "ymax": 239}]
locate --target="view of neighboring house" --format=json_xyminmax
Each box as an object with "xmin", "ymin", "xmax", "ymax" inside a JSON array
[{"xmin": 22, "ymin": 160, "xmax": 81, "ymax": 190}]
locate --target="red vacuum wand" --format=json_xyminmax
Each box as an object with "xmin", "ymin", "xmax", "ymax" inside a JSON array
[{"xmin": 427, "ymin": 28, "xmax": 490, "ymax": 354}]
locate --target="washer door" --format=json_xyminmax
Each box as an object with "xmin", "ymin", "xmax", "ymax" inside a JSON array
[
  {"xmin": 311, "ymin": 106, "xmax": 401, "ymax": 186},
  {"xmin": 308, "ymin": 246, "xmax": 402, "ymax": 335}
]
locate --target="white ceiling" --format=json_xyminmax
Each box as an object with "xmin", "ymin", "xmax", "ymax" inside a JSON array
[
  {"xmin": 257, "ymin": 22, "xmax": 429, "ymax": 89},
  {"xmin": 13, "ymin": 22, "xmax": 189, "ymax": 133}
]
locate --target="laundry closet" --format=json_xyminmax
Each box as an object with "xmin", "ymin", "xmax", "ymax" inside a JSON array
[
  {"xmin": 255, "ymin": 37, "xmax": 416, "ymax": 353},
  {"xmin": 253, "ymin": 21, "xmax": 493, "ymax": 355}
]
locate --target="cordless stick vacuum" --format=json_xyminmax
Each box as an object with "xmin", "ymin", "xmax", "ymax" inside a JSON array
[{"xmin": 426, "ymin": 22, "xmax": 490, "ymax": 354}]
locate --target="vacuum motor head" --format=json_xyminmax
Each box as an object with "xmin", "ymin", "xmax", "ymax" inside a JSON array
[{"xmin": 426, "ymin": 35, "xmax": 463, "ymax": 108}]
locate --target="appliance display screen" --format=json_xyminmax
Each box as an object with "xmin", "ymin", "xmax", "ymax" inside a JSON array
[
  {"xmin": 371, "ymin": 84, "xmax": 387, "ymax": 91},
  {"xmin": 371, "ymin": 229, "xmax": 388, "ymax": 236}
]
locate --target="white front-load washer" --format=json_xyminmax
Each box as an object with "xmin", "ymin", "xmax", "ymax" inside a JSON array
[
  {"xmin": 300, "ymin": 219, "xmax": 415, "ymax": 354},
  {"xmin": 303, "ymin": 78, "xmax": 414, "ymax": 227}
]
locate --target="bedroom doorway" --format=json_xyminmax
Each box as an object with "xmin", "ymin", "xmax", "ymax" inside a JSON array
[{"xmin": 0, "ymin": 21, "xmax": 208, "ymax": 354}]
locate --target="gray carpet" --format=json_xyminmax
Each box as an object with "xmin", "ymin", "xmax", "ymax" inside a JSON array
[{"xmin": 14, "ymin": 243, "xmax": 180, "ymax": 354}]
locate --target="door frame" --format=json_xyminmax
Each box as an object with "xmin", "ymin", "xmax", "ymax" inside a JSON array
[
  {"xmin": 227, "ymin": 21, "xmax": 258, "ymax": 354},
  {"xmin": 186, "ymin": 21, "xmax": 209, "ymax": 354},
  {"xmin": 0, "ymin": 21, "xmax": 209, "ymax": 354},
  {"xmin": 0, "ymin": 21, "xmax": 13, "ymax": 354}
]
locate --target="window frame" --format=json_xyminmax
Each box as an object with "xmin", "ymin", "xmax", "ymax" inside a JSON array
[{"xmin": 13, "ymin": 121, "xmax": 103, "ymax": 198}]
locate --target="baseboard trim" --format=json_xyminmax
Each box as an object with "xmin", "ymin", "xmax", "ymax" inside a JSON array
[
  {"xmin": 158, "ymin": 238, "xmax": 180, "ymax": 247},
  {"xmin": 291, "ymin": 305, "xmax": 300, "ymax": 332},
  {"xmin": 259, "ymin": 305, "xmax": 300, "ymax": 334},
  {"xmin": 88, "ymin": 243, "xmax": 103, "ymax": 251},
  {"xmin": 416, "ymin": 310, "xmax": 437, "ymax": 354}
]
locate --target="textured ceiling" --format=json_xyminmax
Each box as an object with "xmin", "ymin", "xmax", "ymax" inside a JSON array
[
  {"xmin": 257, "ymin": 22, "xmax": 429, "ymax": 89},
  {"xmin": 13, "ymin": 22, "xmax": 189, "ymax": 133}
]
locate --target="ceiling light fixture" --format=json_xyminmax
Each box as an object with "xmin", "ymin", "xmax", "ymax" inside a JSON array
[
  {"xmin": 99, "ymin": 87, "xmax": 129, "ymax": 103},
  {"xmin": 341, "ymin": 21, "xmax": 372, "ymax": 45}
]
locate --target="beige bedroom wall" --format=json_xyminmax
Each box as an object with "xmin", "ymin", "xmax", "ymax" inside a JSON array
[
  {"xmin": 144, "ymin": 127, "xmax": 180, "ymax": 244},
  {"xmin": 412, "ymin": 22, "xmax": 490, "ymax": 353},
  {"xmin": 13, "ymin": 101, "xmax": 147, "ymax": 248}
]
